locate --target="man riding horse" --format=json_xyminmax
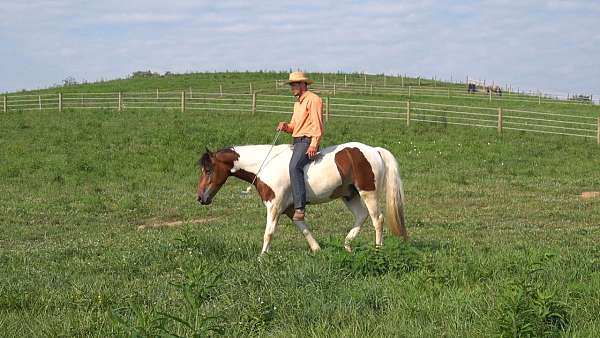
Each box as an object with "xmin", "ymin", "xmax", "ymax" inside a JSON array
[
  {"xmin": 276, "ymin": 72, "xmax": 324, "ymax": 223},
  {"xmin": 196, "ymin": 72, "xmax": 407, "ymax": 255}
]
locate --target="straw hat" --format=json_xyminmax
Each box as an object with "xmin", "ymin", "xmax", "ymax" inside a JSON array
[{"xmin": 285, "ymin": 71, "xmax": 314, "ymax": 85}]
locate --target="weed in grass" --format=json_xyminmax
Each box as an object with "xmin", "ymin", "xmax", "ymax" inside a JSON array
[
  {"xmin": 112, "ymin": 266, "xmax": 225, "ymax": 337},
  {"xmin": 332, "ymin": 241, "xmax": 423, "ymax": 277},
  {"xmin": 496, "ymin": 254, "xmax": 570, "ymax": 337}
]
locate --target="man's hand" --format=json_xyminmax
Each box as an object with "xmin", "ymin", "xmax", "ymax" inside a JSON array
[
  {"xmin": 307, "ymin": 145, "xmax": 318, "ymax": 160},
  {"xmin": 276, "ymin": 122, "xmax": 288, "ymax": 132}
]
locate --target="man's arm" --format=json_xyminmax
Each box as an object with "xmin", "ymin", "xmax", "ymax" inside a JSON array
[
  {"xmin": 277, "ymin": 121, "xmax": 294, "ymax": 133},
  {"xmin": 308, "ymin": 97, "xmax": 323, "ymax": 149}
]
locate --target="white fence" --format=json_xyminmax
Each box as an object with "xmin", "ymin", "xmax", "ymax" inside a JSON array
[{"xmin": 3, "ymin": 91, "xmax": 599, "ymax": 144}]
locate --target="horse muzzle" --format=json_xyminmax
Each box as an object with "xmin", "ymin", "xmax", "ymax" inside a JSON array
[{"xmin": 197, "ymin": 190, "xmax": 212, "ymax": 205}]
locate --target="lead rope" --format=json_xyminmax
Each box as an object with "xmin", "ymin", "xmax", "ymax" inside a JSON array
[{"xmin": 243, "ymin": 130, "xmax": 282, "ymax": 193}]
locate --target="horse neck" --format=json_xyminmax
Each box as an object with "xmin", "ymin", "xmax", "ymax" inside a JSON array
[{"xmin": 231, "ymin": 145, "xmax": 277, "ymax": 175}]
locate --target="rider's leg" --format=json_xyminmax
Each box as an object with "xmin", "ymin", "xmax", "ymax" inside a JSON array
[{"xmin": 289, "ymin": 137, "xmax": 311, "ymax": 220}]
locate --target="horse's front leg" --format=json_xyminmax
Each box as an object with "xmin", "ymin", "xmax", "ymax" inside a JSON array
[
  {"xmin": 260, "ymin": 203, "xmax": 280, "ymax": 255},
  {"xmin": 283, "ymin": 207, "xmax": 321, "ymax": 253}
]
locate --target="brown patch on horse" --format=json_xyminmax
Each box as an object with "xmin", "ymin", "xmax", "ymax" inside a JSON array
[
  {"xmin": 197, "ymin": 148, "xmax": 276, "ymax": 202},
  {"xmin": 232, "ymin": 169, "xmax": 275, "ymax": 202},
  {"xmin": 197, "ymin": 148, "xmax": 240, "ymax": 200},
  {"xmin": 201, "ymin": 148, "xmax": 276, "ymax": 202},
  {"xmin": 334, "ymin": 147, "xmax": 376, "ymax": 192}
]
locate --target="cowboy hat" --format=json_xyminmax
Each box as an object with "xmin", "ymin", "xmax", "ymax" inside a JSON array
[{"xmin": 285, "ymin": 71, "xmax": 314, "ymax": 85}]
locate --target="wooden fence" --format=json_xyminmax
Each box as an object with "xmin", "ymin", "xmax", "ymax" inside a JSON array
[
  {"xmin": 274, "ymin": 80, "xmax": 598, "ymax": 106},
  {"xmin": 3, "ymin": 91, "xmax": 599, "ymax": 144}
]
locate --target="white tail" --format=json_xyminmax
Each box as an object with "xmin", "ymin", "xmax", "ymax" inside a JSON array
[{"xmin": 376, "ymin": 147, "xmax": 408, "ymax": 239}]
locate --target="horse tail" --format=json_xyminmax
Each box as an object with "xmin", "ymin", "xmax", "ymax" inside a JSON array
[{"xmin": 375, "ymin": 147, "xmax": 408, "ymax": 240}]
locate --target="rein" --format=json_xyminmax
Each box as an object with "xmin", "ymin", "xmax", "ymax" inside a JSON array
[{"xmin": 243, "ymin": 130, "xmax": 282, "ymax": 193}]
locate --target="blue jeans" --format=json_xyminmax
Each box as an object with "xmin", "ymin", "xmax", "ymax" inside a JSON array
[{"xmin": 290, "ymin": 136, "xmax": 312, "ymax": 210}]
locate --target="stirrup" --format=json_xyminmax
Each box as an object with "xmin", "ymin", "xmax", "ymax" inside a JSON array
[{"xmin": 292, "ymin": 209, "xmax": 305, "ymax": 221}]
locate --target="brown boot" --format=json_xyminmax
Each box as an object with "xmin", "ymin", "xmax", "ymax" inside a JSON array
[{"xmin": 292, "ymin": 209, "xmax": 305, "ymax": 221}]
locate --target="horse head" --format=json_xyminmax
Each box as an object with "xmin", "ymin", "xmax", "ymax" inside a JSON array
[{"xmin": 196, "ymin": 147, "xmax": 239, "ymax": 205}]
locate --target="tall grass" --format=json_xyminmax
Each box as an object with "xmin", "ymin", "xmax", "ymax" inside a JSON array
[{"xmin": 1, "ymin": 73, "xmax": 600, "ymax": 336}]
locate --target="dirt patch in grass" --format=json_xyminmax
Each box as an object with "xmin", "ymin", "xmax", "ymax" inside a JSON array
[
  {"xmin": 137, "ymin": 217, "xmax": 219, "ymax": 230},
  {"xmin": 581, "ymin": 191, "xmax": 600, "ymax": 199}
]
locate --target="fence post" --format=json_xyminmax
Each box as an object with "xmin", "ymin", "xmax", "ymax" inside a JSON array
[
  {"xmin": 118, "ymin": 92, "xmax": 122, "ymax": 112},
  {"xmin": 181, "ymin": 91, "xmax": 185, "ymax": 112},
  {"xmin": 408, "ymin": 86, "xmax": 411, "ymax": 98},
  {"xmin": 406, "ymin": 101, "xmax": 411, "ymax": 127},
  {"xmin": 344, "ymin": 75, "xmax": 347, "ymax": 87},
  {"xmin": 325, "ymin": 96, "xmax": 329, "ymax": 122},
  {"xmin": 489, "ymin": 90, "xmax": 492, "ymax": 102},
  {"xmin": 401, "ymin": 76, "xmax": 404, "ymax": 88},
  {"xmin": 251, "ymin": 91, "xmax": 256, "ymax": 115},
  {"xmin": 497, "ymin": 107, "xmax": 503, "ymax": 135},
  {"xmin": 220, "ymin": 84, "xmax": 223, "ymax": 97},
  {"xmin": 156, "ymin": 88, "xmax": 159, "ymax": 100},
  {"xmin": 384, "ymin": 75, "xmax": 386, "ymax": 87},
  {"xmin": 189, "ymin": 87, "xmax": 193, "ymax": 99},
  {"xmin": 597, "ymin": 117, "xmax": 600, "ymax": 145},
  {"xmin": 538, "ymin": 92, "xmax": 541, "ymax": 104},
  {"xmin": 333, "ymin": 82, "xmax": 336, "ymax": 96},
  {"xmin": 448, "ymin": 88, "xmax": 450, "ymax": 98},
  {"xmin": 58, "ymin": 93, "xmax": 62, "ymax": 112},
  {"xmin": 3, "ymin": 95, "xmax": 6, "ymax": 113},
  {"xmin": 38, "ymin": 95, "xmax": 42, "ymax": 110},
  {"xmin": 418, "ymin": 77, "xmax": 421, "ymax": 86},
  {"xmin": 249, "ymin": 83, "xmax": 253, "ymax": 94}
]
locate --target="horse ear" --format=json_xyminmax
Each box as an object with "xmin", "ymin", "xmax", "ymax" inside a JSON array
[{"xmin": 205, "ymin": 147, "xmax": 213, "ymax": 157}]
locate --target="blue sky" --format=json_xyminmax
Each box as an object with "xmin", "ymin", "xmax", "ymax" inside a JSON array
[{"xmin": 1, "ymin": 0, "xmax": 599, "ymax": 97}]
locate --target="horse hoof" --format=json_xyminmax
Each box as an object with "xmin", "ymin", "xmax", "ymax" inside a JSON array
[{"xmin": 344, "ymin": 245, "xmax": 352, "ymax": 253}]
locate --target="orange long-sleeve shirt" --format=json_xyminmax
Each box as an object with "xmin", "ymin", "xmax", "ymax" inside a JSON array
[{"xmin": 286, "ymin": 90, "xmax": 324, "ymax": 148}]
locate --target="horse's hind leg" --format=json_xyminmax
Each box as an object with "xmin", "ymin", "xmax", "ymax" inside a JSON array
[
  {"xmin": 342, "ymin": 196, "xmax": 369, "ymax": 252},
  {"xmin": 360, "ymin": 190, "xmax": 384, "ymax": 247}
]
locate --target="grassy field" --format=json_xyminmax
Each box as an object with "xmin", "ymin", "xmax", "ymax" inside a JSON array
[{"xmin": 2, "ymin": 73, "xmax": 600, "ymax": 337}]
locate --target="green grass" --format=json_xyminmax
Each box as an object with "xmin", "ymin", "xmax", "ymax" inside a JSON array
[{"xmin": 2, "ymin": 72, "xmax": 600, "ymax": 337}]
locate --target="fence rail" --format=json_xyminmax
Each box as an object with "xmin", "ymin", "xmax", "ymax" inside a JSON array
[{"xmin": 2, "ymin": 90, "xmax": 599, "ymax": 144}]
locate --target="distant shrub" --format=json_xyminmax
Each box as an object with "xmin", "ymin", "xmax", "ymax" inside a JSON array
[
  {"xmin": 63, "ymin": 76, "xmax": 78, "ymax": 86},
  {"xmin": 130, "ymin": 70, "xmax": 160, "ymax": 79}
]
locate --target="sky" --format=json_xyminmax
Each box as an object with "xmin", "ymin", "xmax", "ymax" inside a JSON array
[{"xmin": 1, "ymin": 0, "xmax": 599, "ymax": 97}]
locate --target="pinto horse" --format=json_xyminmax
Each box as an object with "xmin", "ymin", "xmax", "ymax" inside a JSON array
[{"xmin": 196, "ymin": 142, "xmax": 407, "ymax": 255}]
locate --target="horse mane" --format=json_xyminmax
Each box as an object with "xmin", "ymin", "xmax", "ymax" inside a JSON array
[
  {"xmin": 198, "ymin": 153, "xmax": 212, "ymax": 170},
  {"xmin": 197, "ymin": 147, "xmax": 237, "ymax": 169}
]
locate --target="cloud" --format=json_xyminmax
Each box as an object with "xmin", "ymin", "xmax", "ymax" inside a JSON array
[
  {"xmin": 0, "ymin": 0, "xmax": 598, "ymax": 96},
  {"xmin": 92, "ymin": 13, "xmax": 190, "ymax": 24}
]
